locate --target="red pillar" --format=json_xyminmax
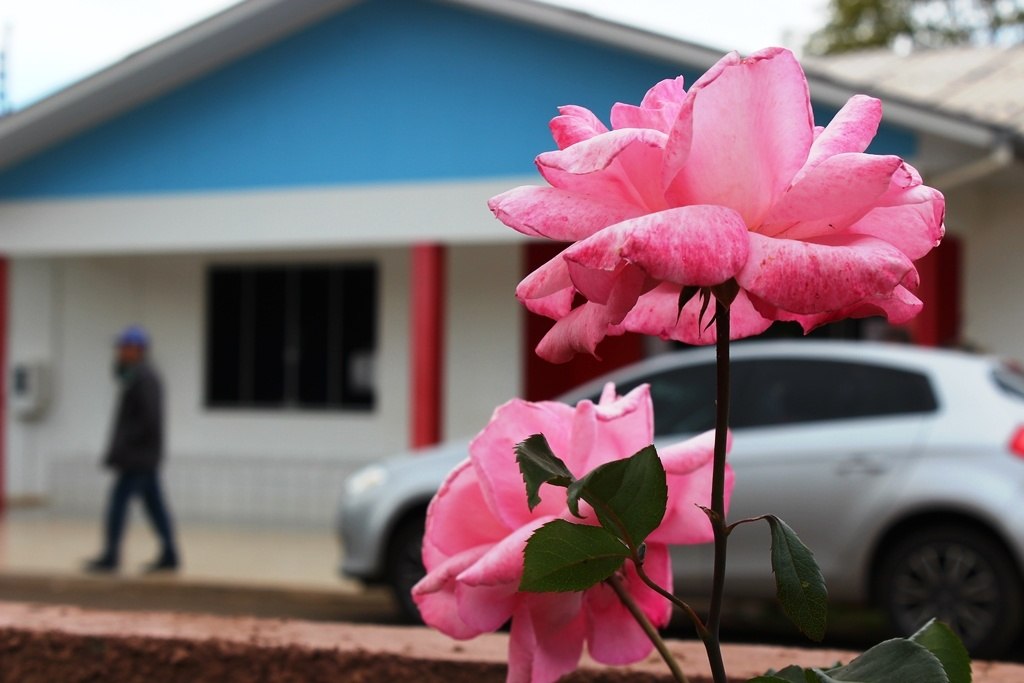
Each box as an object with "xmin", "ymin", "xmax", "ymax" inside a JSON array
[
  {"xmin": 522, "ymin": 243, "xmax": 645, "ymax": 400},
  {"xmin": 908, "ymin": 236, "xmax": 962, "ymax": 347},
  {"xmin": 0, "ymin": 257, "xmax": 8, "ymax": 512},
  {"xmin": 410, "ymin": 244, "xmax": 446, "ymax": 449}
]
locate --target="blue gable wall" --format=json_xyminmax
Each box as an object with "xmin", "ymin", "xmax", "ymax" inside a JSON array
[{"xmin": 0, "ymin": 0, "xmax": 916, "ymax": 199}]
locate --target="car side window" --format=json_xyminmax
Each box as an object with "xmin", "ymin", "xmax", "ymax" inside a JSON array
[
  {"xmin": 612, "ymin": 363, "xmax": 718, "ymax": 436},
  {"xmin": 731, "ymin": 359, "xmax": 937, "ymax": 428}
]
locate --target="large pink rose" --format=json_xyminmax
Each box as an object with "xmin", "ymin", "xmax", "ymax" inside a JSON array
[
  {"xmin": 412, "ymin": 384, "xmax": 733, "ymax": 683},
  {"xmin": 490, "ymin": 47, "xmax": 945, "ymax": 362}
]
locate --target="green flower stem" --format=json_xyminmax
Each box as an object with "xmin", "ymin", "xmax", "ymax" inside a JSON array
[
  {"xmin": 631, "ymin": 556, "xmax": 711, "ymax": 641},
  {"xmin": 607, "ymin": 573, "xmax": 689, "ymax": 683},
  {"xmin": 703, "ymin": 300, "xmax": 732, "ymax": 683},
  {"xmin": 725, "ymin": 514, "xmax": 771, "ymax": 533}
]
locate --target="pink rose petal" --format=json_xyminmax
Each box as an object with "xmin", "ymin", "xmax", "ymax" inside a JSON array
[
  {"xmin": 622, "ymin": 285, "xmax": 773, "ymax": 344},
  {"xmin": 550, "ymin": 104, "xmax": 609, "ymax": 149},
  {"xmin": 610, "ymin": 76, "xmax": 686, "ymax": 133},
  {"xmin": 538, "ymin": 128, "xmax": 668, "ymax": 210},
  {"xmin": 412, "ymin": 545, "xmax": 491, "ymax": 640},
  {"xmin": 798, "ymin": 94, "xmax": 882, "ymax": 181},
  {"xmin": 564, "ymin": 205, "xmax": 749, "ymax": 293},
  {"xmin": 418, "ymin": 384, "xmax": 727, "ymax": 675},
  {"xmin": 491, "ymin": 47, "xmax": 943, "ymax": 356},
  {"xmin": 569, "ymin": 385, "xmax": 654, "ymax": 472},
  {"xmin": 489, "ymin": 185, "xmax": 645, "ymax": 242},
  {"xmin": 761, "ymin": 153, "xmax": 903, "ymax": 235},
  {"xmin": 516, "ymin": 253, "xmax": 575, "ymax": 319},
  {"xmin": 535, "ymin": 301, "xmax": 624, "ymax": 363},
  {"xmin": 738, "ymin": 232, "xmax": 917, "ymax": 316},
  {"xmin": 508, "ymin": 594, "xmax": 587, "ymax": 683},
  {"xmin": 584, "ymin": 546, "xmax": 673, "ymax": 665},
  {"xmin": 470, "ymin": 399, "xmax": 575, "ymax": 529},
  {"xmin": 667, "ymin": 47, "xmax": 814, "ymax": 226},
  {"xmin": 421, "ymin": 459, "xmax": 510, "ymax": 564}
]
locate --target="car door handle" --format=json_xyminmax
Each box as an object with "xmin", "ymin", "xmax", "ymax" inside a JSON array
[{"xmin": 836, "ymin": 454, "xmax": 886, "ymax": 476}]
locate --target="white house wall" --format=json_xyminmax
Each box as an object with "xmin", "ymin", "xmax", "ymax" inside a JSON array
[
  {"xmin": 443, "ymin": 244, "xmax": 523, "ymax": 440},
  {"xmin": 911, "ymin": 133, "xmax": 1024, "ymax": 360},
  {"xmin": 146, "ymin": 251, "xmax": 411, "ymax": 461},
  {"xmin": 957, "ymin": 177, "xmax": 1024, "ymax": 360},
  {"xmin": 0, "ymin": 178, "xmax": 532, "ymax": 257},
  {"xmin": 6, "ymin": 259, "xmax": 59, "ymax": 499},
  {"xmin": 5, "ymin": 243, "xmax": 523, "ymax": 525}
]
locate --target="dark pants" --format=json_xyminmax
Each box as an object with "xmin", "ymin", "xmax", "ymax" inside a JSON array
[{"xmin": 100, "ymin": 470, "xmax": 179, "ymax": 565}]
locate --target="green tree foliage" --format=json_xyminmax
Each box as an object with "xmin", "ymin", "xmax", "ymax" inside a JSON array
[{"xmin": 807, "ymin": 0, "xmax": 1024, "ymax": 54}]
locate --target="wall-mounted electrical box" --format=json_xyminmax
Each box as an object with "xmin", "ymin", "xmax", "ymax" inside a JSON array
[{"xmin": 10, "ymin": 362, "xmax": 50, "ymax": 421}]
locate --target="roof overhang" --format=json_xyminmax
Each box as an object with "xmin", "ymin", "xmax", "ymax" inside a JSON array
[
  {"xmin": 0, "ymin": 0, "xmax": 1014, "ymax": 173},
  {"xmin": 444, "ymin": 0, "xmax": 1013, "ymax": 150},
  {"xmin": 800, "ymin": 68, "xmax": 1017, "ymax": 152},
  {"xmin": 0, "ymin": 177, "xmax": 532, "ymax": 256},
  {"xmin": 0, "ymin": 0, "xmax": 362, "ymax": 170}
]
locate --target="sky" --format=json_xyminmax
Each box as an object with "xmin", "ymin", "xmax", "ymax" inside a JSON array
[{"xmin": 0, "ymin": 0, "xmax": 828, "ymax": 110}]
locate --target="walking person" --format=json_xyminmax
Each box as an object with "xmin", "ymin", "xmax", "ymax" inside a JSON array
[{"xmin": 85, "ymin": 325, "xmax": 181, "ymax": 573}]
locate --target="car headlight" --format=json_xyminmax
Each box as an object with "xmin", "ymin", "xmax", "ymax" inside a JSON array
[{"xmin": 344, "ymin": 464, "xmax": 389, "ymax": 498}]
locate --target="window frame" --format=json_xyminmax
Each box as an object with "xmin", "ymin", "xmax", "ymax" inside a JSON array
[{"xmin": 203, "ymin": 261, "xmax": 378, "ymax": 412}]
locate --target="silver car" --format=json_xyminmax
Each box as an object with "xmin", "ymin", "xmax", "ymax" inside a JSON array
[{"xmin": 338, "ymin": 340, "xmax": 1024, "ymax": 657}]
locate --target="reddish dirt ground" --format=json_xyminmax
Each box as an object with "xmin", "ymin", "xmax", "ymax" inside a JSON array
[{"xmin": 0, "ymin": 601, "xmax": 1021, "ymax": 682}]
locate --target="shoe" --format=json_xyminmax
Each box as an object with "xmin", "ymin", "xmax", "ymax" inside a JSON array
[
  {"xmin": 142, "ymin": 556, "xmax": 180, "ymax": 574},
  {"xmin": 83, "ymin": 557, "xmax": 118, "ymax": 574}
]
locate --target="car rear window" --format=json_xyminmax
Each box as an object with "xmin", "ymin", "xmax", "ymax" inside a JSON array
[{"xmin": 731, "ymin": 359, "xmax": 938, "ymax": 428}]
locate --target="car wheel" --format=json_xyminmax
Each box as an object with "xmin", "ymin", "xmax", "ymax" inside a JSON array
[
  {"xmin": 875, "ymin": 524, "xmax": 1023, "ymax": 658},
  {"xmin": 385, "ymin": 514, "xmax": 427, "ymax": 622}
]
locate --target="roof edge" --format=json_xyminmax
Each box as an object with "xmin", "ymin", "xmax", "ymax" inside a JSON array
[
  {"xmin": 801, "ymin": 65, "xmax": 1015, "ymax": 152},
  {"xmin": 439, "ymin": 0, "xmax": 729, "ymax": 70},
  {"xmin": 446, "ymin": 0, "xmax": 1010, "ymax": 151},
  {"xmin": 0, "ymin": 0, "xmax": 361, "ymax": 170},
  {"xmin": 0, "ymin": 0, "xmax": 1013, "ymax": 173}
]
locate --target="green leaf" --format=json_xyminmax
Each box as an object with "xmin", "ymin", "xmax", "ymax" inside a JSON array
[
  {"xmin": 911, "ymin": 619, "xmax": 972, "ymax": 683},
  {"xmin": 520, "ymin": 519, "xmax": 629, "ymax": 592},
  {"xmin": 816, "ymin": 638, "xmax": 949, "ymax": 682},
  {"xmin": 566, "ymin": 445, "xmax": 667, "ymax": 549},
  {"xmin": 766, "ymin": 515, "xmax": 828, "ymax": 642},
  {"xmin": 515, "ymin": 434, "xmax": 574, "ymax": 512},
  {"xmin": 748, "ymin": 666, "xmax": 816, "ymax": 683}
]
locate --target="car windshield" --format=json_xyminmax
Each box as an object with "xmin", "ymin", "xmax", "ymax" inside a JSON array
[{"xmin": 993, "ymin": 362, "xmax": 1024, "ymax": 401}]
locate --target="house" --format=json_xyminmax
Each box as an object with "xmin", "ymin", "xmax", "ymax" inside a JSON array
[
  {"xmin": 0, "ymin": 0, "xmax": 1019, "ymax": 525},
  {"xmin": 803, "ymin": 44, "xmax": 1024, "ymax": 356}
]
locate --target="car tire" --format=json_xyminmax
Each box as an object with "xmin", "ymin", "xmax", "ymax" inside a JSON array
[
  {"xmin": 875, "ymin": 524, "xmax": 1024, "ymax": 658},
  {"xmin": 385, "ymin": 514, "xmax": 427, "ymax": 623}
]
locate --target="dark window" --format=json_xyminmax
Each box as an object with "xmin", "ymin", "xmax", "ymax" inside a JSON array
[
  {"xmin": 731, "ymin": 359, "xmax": 937, "ymax": 428},
  {"xmin": 205, "ymin": 263, "xmax": 377, "ymax": 410},
  {"xmin": 605, "ymin": 362, "xmax": 719, "ymax": 435},
  {"xmin": 602, "ymin": 356, "xmax": 936, "ymax": 436}
]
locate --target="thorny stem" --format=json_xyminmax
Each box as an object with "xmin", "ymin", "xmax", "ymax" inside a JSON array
[
  {"xmin": 632, "ymin": 556, "xmax": 710, "ymax": 641},
  {"xmin": 726, "ymin": 514, "xmax": 771, "ymax": 533},
  {"xmin": 703, "ymin": 299, "xmax": 732, "ymax": 683},
  {"xmin": 607, "ymin": 573, "xmax": 689, "ymax": 683},
  {"xmin": 615, "ymin": 300, "xmax": 731, "ymax": 683}
]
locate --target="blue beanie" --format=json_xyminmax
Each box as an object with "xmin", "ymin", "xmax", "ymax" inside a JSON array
[{"xmin": 116, "ymin": 325, "xmax": 150, "ymax": 348}]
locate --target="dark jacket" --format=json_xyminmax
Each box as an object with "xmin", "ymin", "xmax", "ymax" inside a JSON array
[{"xmin": 104, "ymin": 362, "xmax": 164, "ymax": 472}]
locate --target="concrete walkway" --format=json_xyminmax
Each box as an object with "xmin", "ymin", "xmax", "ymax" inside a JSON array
[
  {"xmin": 0, "ymin": 506, "xmax": 349, "ymax": 589},
  {"xmin": 0, "ymin": 505, "xmax": 397, "ymax": 622}
]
